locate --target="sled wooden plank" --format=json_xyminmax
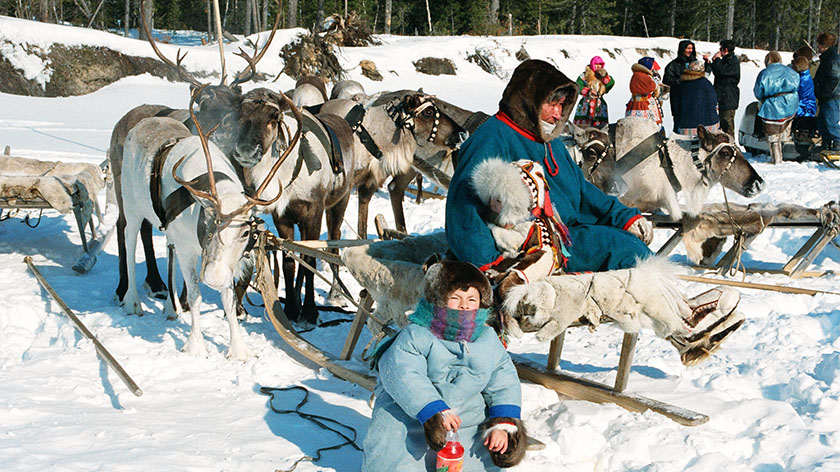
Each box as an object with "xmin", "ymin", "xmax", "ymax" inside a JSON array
[
  {"xmin": 340, "ymin": 290, "xmax": 374, "ymax": 361},
  {"xmin": 276, "ymin": 239, "xmax": 344, "ymax": 266},
  {"xmin": 714, "ymin": 233, "xmax": 758, "ymax": 273},
  {"xmin": 513, "ymin": 356, "xmax": 709, "ymax": 426},
  {"xmin": 788, "ymin": 228, "xmax": 838, "ymax": 279},
  {"xmin": 656, "ymin": 226, "xmax": 684, "ymax": 256},
  {"xmin": 781, "ymin": 227, "xmax": 828, "ymax": 274},
  {"xmin": 292, "ymin": 239, "xmax": 376, "ymax": 249},
  {"xmin": 255, "ymin": 251, "xmax": 376, "ymax": 391},
  {"xmin": 546, "ymin": 332, "xmax": 565, "ymax": 371},
  {"xmin": 689, "ymin": 264, "xmax": 830, "ymax": 278},
  {"xmin": 614, "ymin": 333, "xmax": 638, "ymax": 393}
]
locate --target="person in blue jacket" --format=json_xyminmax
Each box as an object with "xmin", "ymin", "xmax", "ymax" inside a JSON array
[
  {"xmin": 445, "ymin": 59, "xmax": 653, "ymax": 281},
  {"xmin": 791, "ymin": 49, "xmax": 818, "ymax": 160},
  {"xmin": 671, "ymin": 60, "xmax": 720, "ymax": 135},
  {"xmin": 362, "ymin": 259, "xmax": 526, "ymax": 471},
  {"xmin": 754, "ymin": 51, "xmax": 800, "ymax": 164}
]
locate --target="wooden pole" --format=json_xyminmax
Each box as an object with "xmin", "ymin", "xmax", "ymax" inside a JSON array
[
  {"xmin": 24, "ymin": 256, "xmax": 143, "ymax": 396},
  {"xmin": 212, "ymin": 0, "xmax": 226, "ymax": 84},
  {"xmin": 677, "ymin": 274, "xmax": 840, "ymax": 296}
]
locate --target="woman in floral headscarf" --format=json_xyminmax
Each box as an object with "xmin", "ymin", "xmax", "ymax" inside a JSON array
[
  {"xmin": 625, "ymin": 56, "xmax": 665, "ymax": 130},
  {"xmin": 573, "ymin": 56, "xmax": 615, "ymax": 128}
]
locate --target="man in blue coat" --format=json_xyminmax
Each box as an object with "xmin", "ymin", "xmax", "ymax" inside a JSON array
[
  {"xmin": 814, "ymin": 32, "xmax": 840, "ymax": 152},
  {"xmin": 445, "ymin": 59, "xmax": 652, "ymax": 280},
  {"xmin": 754, "ymin": 51, "xmax": 800, "ymax": 164}
]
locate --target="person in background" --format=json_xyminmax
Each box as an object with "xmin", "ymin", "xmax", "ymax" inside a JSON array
[
  {"xmin": 705, "ymin": 39, "xmax": 741, "ymax": 136},
  {"xmin": 626, "ymin": 56, "xmax": 665, "ymax": 130},
  {"xmin": 362, "ymin": 259, "xmax": 526, "ymax": 471},
  {"xmin": 573, "ymin": 56, "xmax": 615, "ymax": 128},
  {"xmin": 791, "ymin": 47, "xmax": 818, "ymax": 159},
  {"xmin": 663, "ymin": 40, "xmax": 697, "ymax": 94},
  {"xmin": 671, "ymin": 60, "xmax": 720, "ymax": 136},
  {"xmin": 753, "ymin": 51, "xmax": 800, "ymax": 164},
  {"xmin": 813, "ymin": 32, "xmax": 840, "ymax": 153}
]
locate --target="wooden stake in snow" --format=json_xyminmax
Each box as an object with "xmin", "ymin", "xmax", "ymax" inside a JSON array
[{"xmin": 24, "ymin": 256, "xmax": 143, "ymax": 397}]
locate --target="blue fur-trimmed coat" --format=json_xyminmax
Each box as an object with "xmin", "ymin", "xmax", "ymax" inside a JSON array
[
  {"xmin": 361, "ymin": 324, "xmax": 521, "ymax": 471},
  {"xmin": 754, "ymin": 63, "xmax": 800, "ymax": 121},
  {"xmin": 445, "ymin": 112, "xmax": 650, "ymax": 273}
]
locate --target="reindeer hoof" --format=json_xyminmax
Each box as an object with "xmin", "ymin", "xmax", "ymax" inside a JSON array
[{"xmin": 182, "ymin": 335, "xmax": 209, "ymax": 357}]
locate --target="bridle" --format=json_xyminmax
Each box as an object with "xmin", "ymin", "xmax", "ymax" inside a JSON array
[
  {"xmin": 385, "ymin": 95, "xmax": 442, "ymax": 143},
  {"xmin": 695, "ymin": 141, "xmax": 739, "ymax": 185},
  {"xmin": 581, "ymin": 139, "xmax": 613, "ymax": 176}
]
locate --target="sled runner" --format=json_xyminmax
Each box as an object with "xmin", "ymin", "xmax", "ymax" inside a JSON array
[
  {"xmin": 652, "ymin": 202, "xmax": 840, "ymax": 278},
  {"xmin": 0, "ymin": 149, "xmax": 107, "ymax": 273}
]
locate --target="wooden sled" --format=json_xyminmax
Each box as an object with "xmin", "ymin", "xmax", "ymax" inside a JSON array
[
  {"xmin": 0, "ymin": 148, "xmax": 108, "ymax": 273},
  {"xmin": 336, "ymin": 215, "xmax": 709, "ymax": 426},
  {"xmin": 651, "ymin": 204, "xmax": 840, "ymax": 279}
]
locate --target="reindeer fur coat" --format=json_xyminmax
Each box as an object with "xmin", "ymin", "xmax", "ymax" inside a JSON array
[{"xmin": 446, "ymin": 59, "xmax": 651, "ymax": 273}]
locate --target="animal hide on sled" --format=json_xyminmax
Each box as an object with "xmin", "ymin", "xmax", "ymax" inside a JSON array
[
  {"xmin": 0, "ymin": 156, "xmax": 103, "ymax": 222},
  {"xmin": 342, "ymin": 234, "xmax": 691, "ymax": 341},
  {"xmin": 502, "ymin": 257, "xmax": 690, "ymax": 342},
  {"xmin": 681, "ymin": 201, "xmax": 840, "ymax": 264}
]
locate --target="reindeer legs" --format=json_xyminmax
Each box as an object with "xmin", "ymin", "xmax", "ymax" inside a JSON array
[{"xmin": 176, "ymin": 250, "xmax": 209, "ymax": 357}]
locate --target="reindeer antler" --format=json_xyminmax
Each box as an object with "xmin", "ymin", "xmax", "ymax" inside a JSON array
[
  {"xmin": 173, "ymin": 85, "xmax": 253, "ymax": 224},
  {"xmin": 140, "ymin": 1, "xmax": 203, "ymax": 87},
  {"xmin": 245, "ymin": 90, "xmax": 303, "ymax": 207},
  {"xmin": 230, "ymin": 0, "xmax": 283, "ymax": 87}
]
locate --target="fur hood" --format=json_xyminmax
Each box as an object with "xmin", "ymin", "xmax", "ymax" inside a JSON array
[
  {"xmin": 423, "ymin": 260, "xmax": 493, "ymax": 309},
  {"xmin": 631, "ymin": 62, "xmax": 654, "ymax": 76},
  {"xmin": 680, "ymin": 69, "xmax": 706, "ymax": 81},
  {"xmin": 499, "ymin": 59, "xmax": 579, "ymax": 142},
  {"xmin": 471, "ymin": 158, "xmax": 537, "ymax": 227}
]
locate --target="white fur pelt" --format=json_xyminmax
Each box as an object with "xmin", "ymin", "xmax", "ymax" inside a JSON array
[
  {"xmin": 0, "ymin": 156, "xmax": 104, "ymax": 221},
  {"xmin": 615, "ymin": 116, "xmax": 713, "ymax": 220},
  {"xmin": 341, "ymin": 231, "xmax": 449, "ymax": 333},
  {"xmin": 502, "ymin": 257, "xmax": 691, "ymax": 342}
]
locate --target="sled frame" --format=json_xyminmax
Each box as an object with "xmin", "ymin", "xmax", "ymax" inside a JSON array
[{"xmin": 651, "ymin": 214, "xmax": 838, "ymax": 279}]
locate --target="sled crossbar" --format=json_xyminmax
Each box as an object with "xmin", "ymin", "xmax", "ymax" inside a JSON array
[{"xmin": 650, "ymin": 213, "xmax": 838, "ymax": 278}]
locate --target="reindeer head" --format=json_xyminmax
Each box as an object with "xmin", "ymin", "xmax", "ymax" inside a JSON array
[
  {"xmin": 232, "ymin": 88, "xmax": 289, "ymax": 168},
  {"xmin": 190, "ymin": 84, "xmax": 244, "ymax": 154},
  {"xmin": 697, "ymin": 126, "xmax": 764, "ymax": 197},
  {"xmin": 573, "ymin": 126, "xmax": 622, "ymax": 195},
  {"xmin": 389, "ymin": 93, "xmax": 468, "ymax": 151}
]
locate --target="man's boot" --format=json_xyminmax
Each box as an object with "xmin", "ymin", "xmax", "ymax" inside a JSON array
[
  {"xmin": 770, "ymin": 140, "xmax": 784, "ymax": 164},
  {"xmin": 668, "ymin": 287, "xmax": 745, "ymax": 366}
]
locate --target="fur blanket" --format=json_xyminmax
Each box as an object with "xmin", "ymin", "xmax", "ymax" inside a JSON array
[
  {"xmin": 0, "ymin": 156, "xmax": 103, "ymax": 221},
  {"xmin": 681, "ymin": 201, "xmax": 840, "ymax": 263},
  {"xmin": 342, "ymin": 233, "xmax": 691, "ymax": 341}
]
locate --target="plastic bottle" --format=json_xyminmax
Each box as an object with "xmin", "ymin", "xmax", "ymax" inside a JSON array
[{"xmin": 436, "ymin": 429, "xmax": 464, "ymax": 472}]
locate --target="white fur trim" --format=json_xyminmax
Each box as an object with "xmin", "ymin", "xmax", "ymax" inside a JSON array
[
  {"xmin": 471, "ymin": 158, "xmax": 533, "ymax": 226},
  {"xmin": 482, "ymin": 422, "xmax": 519, "ymax": 440}
]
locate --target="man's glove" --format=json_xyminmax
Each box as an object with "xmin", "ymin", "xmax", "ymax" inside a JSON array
[
  {"xmin": 423, "ymin": 413, "xmax": 448, "ymax": 451},
  {"xmin": 627, "ymin": 217, "xmax": 653, "ymax": 245},
  {"xmin": 483, "ymin": 417, "xmax": 527, "ymax": 468}
]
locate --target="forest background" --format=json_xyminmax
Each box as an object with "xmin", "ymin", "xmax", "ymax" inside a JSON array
[{"xmin": 2, "ymin": 0, "xmax": 837, "ymax": 53}]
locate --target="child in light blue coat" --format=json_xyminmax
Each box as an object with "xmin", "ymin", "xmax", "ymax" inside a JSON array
[{"xmin": 362, "ymin": 259, "xmax": 526, "ymax": 471}]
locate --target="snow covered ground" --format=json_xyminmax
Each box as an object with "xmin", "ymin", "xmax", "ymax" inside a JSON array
[{"xmin": 2, "ymin": 15, "xmax": 840, "ymax": 471}]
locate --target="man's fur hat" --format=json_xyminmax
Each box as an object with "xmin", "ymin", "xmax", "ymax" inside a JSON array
[
  {"xmin": 422, "ymin": 258, "xmax": 493, "ymax": 309},
  {"xmin": 499, "ymin": 59, "xmax": 579, "ymax": 143},
  {"xmin": 818, "ymin": 32, "xmax": 837, "ymax": 48}
]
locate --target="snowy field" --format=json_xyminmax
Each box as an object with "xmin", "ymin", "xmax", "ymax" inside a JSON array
[{"xmin": 2, "ymin": 15, "xmax": 840, "ymax": 471}]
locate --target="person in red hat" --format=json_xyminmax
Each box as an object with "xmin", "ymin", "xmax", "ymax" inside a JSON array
[{"xmin": 625, "ymin": 56, "xmax": 665, "ymax": 130}]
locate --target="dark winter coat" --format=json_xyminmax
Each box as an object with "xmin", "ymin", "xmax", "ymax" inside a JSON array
[
  {"xmin": 753, "ymin": 63, "xmax": 800, "ymax": 121},
  {"xmin": 445, "ymin": 60, "xmax": 650, "ymax": 274},
  {"xmin": 814, "ymin": 46, "xmax": 840, "ymax": 102},
  {"xmin": 796, "ymin": 69, "xmax": 817, "ymax": 117},
  {"xmin": 671, "ymin": 70, "xmax": 720, "ymax": 133},
  {"xmin": 709, "ymin": 52, "xmax": 741, "ymax": 111},
  {"xmin": 663, "ymin": 39, "xmax": 697, "ymax": 88}
]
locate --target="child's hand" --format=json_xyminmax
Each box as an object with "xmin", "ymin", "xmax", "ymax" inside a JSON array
[
  {"xmin": 441, "ymin": 410, "xmax": 462, "ymax": 432},
  {"xmin": 484, "ymin": 429, "xmax": 508, "ymax": 453}
]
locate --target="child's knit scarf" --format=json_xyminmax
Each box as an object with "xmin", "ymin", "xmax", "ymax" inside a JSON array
[{"xmin": 409, "ymin": 299, "xmax": 490, "ymax": 342}]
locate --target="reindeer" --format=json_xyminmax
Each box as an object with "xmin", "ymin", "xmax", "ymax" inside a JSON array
[
  {"xmin": 291, "ymin": 76, "xmax": 329, "ymax": 108},
  {"xmin": 614, "ymin": 116, "xmax": 764, "ymax": 220},
  {"xmin": 110, "ymin": 1, "xmax": 280, "ymax": 307},
  {"xmin": 119, "ymin": 90, "xmax": 300, "ymax": 360},
  {"xmin": 330, "ymin": 79, "xmax": 366, "ymax": 101}
]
